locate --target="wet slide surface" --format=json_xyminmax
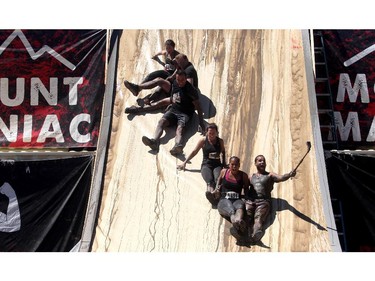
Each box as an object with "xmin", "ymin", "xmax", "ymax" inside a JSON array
[{"xmin": 92, "ymin": 30, "xmax": 334, "ymax": 252}]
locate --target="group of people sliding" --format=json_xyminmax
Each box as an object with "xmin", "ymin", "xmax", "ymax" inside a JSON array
[
  {"xmin": 123, "ymin": 39, "xmax": 296, "ymax": 243},
  {"xmin": 124, "ymin": 39, "xmax": 204, "ymax": 155},
  {"xmin": 177, "ymin": 123, "xmax": 296, "ymax": 243}
]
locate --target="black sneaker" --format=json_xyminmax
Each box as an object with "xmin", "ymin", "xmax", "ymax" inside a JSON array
[
  {"xmin": 233, "ymin": 219, "xmax": 247, "ymax": 235},
  {"xmin": 251, "ymin": 229, "xmax": 264, "ymax": 242},
  {"xmin": 205, "ymin": 191, "xmax": 218, "ymax": 207},
  {"xmin": 124, "ymin": 80, "xmax": 140, "ymax": 96},
  {"xmin": 142, "ymin": 136, "xmax": 159, "ymax": 151},
  {"xmin": 170, "ymin": 145, "xmax": 183, "ymax": 156}
]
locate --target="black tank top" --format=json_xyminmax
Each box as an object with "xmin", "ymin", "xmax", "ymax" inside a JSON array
[
  {"xmin": 249, "ymin": 172, "xmax": 273, "ymax": 199},
  {"xmin": 202, "ymin": 137, "xmax": 222, "ymax": 167},
  {"xmin": 221, "ymin": 169, "xmax": 244, "ymax": 195}
]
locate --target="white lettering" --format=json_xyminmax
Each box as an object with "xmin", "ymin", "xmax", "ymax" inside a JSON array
[
  {"xmin": 0, "ymin": 77, "xmax": 84, "ymax": 106},
  {"xmin": 23, "ymin": 115, "xmax": 32, "ymax": 142},
  {"xmin": 30, "ymin": 77, "xmax": 58, "ymax": 106},
  {"xmin": 337, "ymin": 73, "xmax": 369, "ymax": 103},
  {"xmin": 64, "ymin": 77, "xmax": 83, "ymax": 105},
  {"xmin": 0, "ymin": 115, "xmax": 18, "ymax": 142},
  {"xmin": 0, "ymin": 78, "xmax": 25, "ymax": 106},
  {"xmin": 334, "ymin": 111, "xmax": 361, "ymax": 141},
  {"xmin": 37, "ymin": 115, "xmax": 64, "ymax": 143},
  {"xmin": 366, "ymin": 117, "xmax": 375, "ymax": 142},
  {"xmin": 70, "ymin": 113, "xmax": 91, "ymax": 143},
  {"xmin": 0, "ymin": 114, "xmax": 93, "ymax": 144}
]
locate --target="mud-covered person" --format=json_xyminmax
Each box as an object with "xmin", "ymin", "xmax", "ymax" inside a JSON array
[
  {"xmin": 245, "ymin": 155, "xmax": 296, "ymax": 243},
  {"xmin": 212, "ymin": 156, "xmax": 250, "ymax": 235},
  {"xmin": 124, "ymin": 53, "xmax": 198, "ymax": 113},
  {"xmin": 127, "ymin": 39, "xmax": 180, "ymax": 107},
  {"xmin": 141, "ymin": 69, "xmax": 205, "ymax": 156}
]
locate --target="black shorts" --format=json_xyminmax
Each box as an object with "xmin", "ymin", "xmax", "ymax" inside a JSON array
[{"xmin": 162, "ymin": 108, "xmax": 191, "ymax": 127}]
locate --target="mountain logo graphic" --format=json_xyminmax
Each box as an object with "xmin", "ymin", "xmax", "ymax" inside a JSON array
[
  {"xmin": 344, "ymin": 44, "xmax": 375, "ymax": 67},
  {"xmin": 0, "ymin": 29, "xmax": 76, "ymax": 71}
]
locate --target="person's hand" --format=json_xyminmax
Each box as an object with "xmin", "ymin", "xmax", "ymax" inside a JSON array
[
  {"xmin": 212, "ymin": 188, "xmax": 221, "ymax": 200},
  {"xmin": 177, "ymin": 163, "xmax": 186, "ymax": 171},
  {"xmin": 289, "ymin": 170, "xmax": 297, "ymax": 178}
]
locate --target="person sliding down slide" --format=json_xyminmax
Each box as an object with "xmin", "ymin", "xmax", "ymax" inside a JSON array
[
  {"xmin": 177, "ymin": 123, "xmax": 226, "ymax": 208},
  {"xmin": 212, "ymin": 156, "xmax": 250, "ymax": 236}
]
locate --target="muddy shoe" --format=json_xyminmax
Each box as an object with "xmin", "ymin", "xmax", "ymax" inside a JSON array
[
  {"xmin": 142, "ymin": 136, "xmax": 159, "ymax": 151},
  {"xmin": 170, "ymin": 145, "xmax": 183, "ymax": 156},
  {"xmin": 232, "ymin": 220, "xmax": 247, "ymax": 238},
  {"xmin": 125, "ymin": 105, "xmax": 141, "ymax": 114},
  {"xmin": 252, "ymin": 229, "xmax": 264, "ymax": 242},
  {"xmin": 233, "ymin": 219, "xmax": 247, "ymax": 235},
  {"xmin": 124, "ymin": 80, "xmax": 140, "ymax": 96},
  {"xmin": 205, "ymin": 191, "xmax": 218, "ymax": 207}
]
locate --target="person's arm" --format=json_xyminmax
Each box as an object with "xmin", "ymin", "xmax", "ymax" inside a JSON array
[
  {"xmin": 241, "ymin": 172, "xmax": 250, "ymax": 198},
  {"xmin": 152, "ymin": 50, "xmax": 167, "ymax": 66},
  {"xmin": 177, "ymin": 137, "xmax": 205, "ymax": 171},
  {"xmin": 213, "ymin": 169, "xmax": 225, "ymax": 199},
  {"xmin": 219, "ymin": 138, "xmax": 227, "ymax": 167},
  {"xmin": 271, "ymin": 170, "xmax": 296, "ymax": 183},
  {"xmin": 166, "ymin": 68, "xmax": 178, "ymax": 82},
  {"xmin": 192, "ymin": 99, "xmax": 205, "ymax": 134},
  {"xmin": 152, "ymin": 50, "xmax": 166, "ymax": 59},
  {"xmin": 187, "ymin": 77, "xmax": 194, "ymax": 86}
]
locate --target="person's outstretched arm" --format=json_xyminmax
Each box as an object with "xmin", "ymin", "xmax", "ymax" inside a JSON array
[
  {"xmin": 152, "ymin": 50, "xmax": 167, "ymax": 66},
  {"xmin": 270, "ymin": 170, "xmax": 296, "ymax": 183},
  {"xmin": 177, "ymin": 137, "xmax": 205, "ymax": 171}
]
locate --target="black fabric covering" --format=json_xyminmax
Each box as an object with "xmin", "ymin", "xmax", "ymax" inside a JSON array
[
  {"xmin": 326, "ymin": 152, "xmax": 375, "ymax": 251},
  {"xmin": 0, "ymin": 156, "xmax": 93, "ymax": 252}
]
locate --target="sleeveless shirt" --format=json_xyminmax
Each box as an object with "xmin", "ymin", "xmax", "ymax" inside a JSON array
[
  {"xmin": 202, "ymin": 136, "xmax": 222, "ymax": 167},
  {"xmin": 221, "ymin": 169, "xmax": 244, "ymax": 196},
  {"xmin": 249, "ymin": 172, "xmax": 273, "ymax": 199}
]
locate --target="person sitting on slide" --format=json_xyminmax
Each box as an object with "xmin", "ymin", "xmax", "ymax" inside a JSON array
[{"xmin": 177, "ymin": 123, "xmax": 226, "ymax": 208}]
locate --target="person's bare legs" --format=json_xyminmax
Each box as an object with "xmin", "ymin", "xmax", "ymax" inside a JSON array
[
  {"xmin": 126, "ymin": 97, "xmax": 171, "ymax": 114},
  {"xmin": 125, "ymin": 77, "xmax": 170, "ymax": 96},
  {"xmin": 154, "ymin": 118, "xmax": 169, "ymax": 140},
  {"xmin": 142, "ymin": 118, "xmax": 169, "ymax": 151},
  {"xmin": 170, "ymin": 124, "xmax": 184, "ymax": 155},
  {"xmin": 175, "ymin": 124, "xmax": 184, "ymax": 147}
]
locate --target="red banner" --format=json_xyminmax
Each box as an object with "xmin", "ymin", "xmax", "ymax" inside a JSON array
[
  {"xmin": 322, "ymin": 30, "xmax": 375, "ymax": 149},
  {"xmin": 0, "ymin": 30, "xmax": 107, "ymax": 148}
]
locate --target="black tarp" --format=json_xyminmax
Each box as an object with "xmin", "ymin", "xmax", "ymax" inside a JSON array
[
  {"xmin": 326, "ymin": 152, "xmax": 375, "ymax": 251},
  {"xmin": 0, "ymin": 155, "xmax": 93, "ymax": 251}
]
